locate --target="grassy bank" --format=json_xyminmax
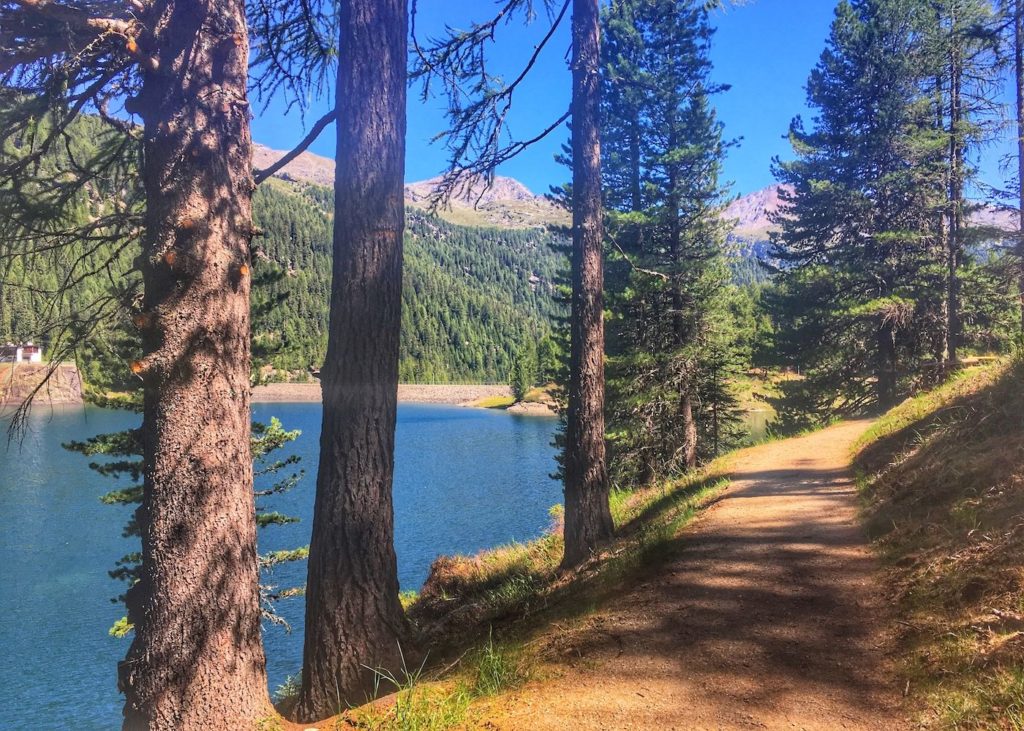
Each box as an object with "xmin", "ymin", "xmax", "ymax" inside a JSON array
[
  {"xmin": 854, "ymin": 359, "xmax": 1024, "ymax": 728},
  {"xmin": 277, "ymin": 457, "xmax": 731, "ymax": 729}
]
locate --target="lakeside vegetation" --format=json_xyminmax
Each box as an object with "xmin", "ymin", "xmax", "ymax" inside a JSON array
[{"xmin": 271, "ymin": 453, "xmax": 733, "ymax": 728}]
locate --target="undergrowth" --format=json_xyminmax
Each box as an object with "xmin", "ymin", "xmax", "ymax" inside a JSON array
[
  {"xmin": 855, "ymin": 358, "xmax": 1024, "ymax": 729},
  {"xmin": 349, "ymin": 634, "xmax": 527, "ymax": 730},
  {"xmin": 405, "ymin": 459, "xmax": 731, "ymax": 642},
  {"xmin": 276, "ymin": 453, "xmax": 732, "ymax": 729}
]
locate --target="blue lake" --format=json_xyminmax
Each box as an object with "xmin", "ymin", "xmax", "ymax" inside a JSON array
[{"xmin": 0, "ymin": 402, "xmax": 559, "ymax": 730}]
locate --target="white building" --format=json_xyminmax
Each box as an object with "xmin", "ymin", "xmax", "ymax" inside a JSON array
[{"xmin": 0, "ymin": 342, "xmax": 43, "ymax": 363}]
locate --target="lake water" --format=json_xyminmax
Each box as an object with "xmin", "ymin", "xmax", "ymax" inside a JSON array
[{"xmin": 0, "ymin": 403, "xmax": 560, "ymax": 730}]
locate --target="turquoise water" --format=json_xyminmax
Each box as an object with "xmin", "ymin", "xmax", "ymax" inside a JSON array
[{"xmin": 0, "ymin": 403, "xmax": 559, "ymax": 730}]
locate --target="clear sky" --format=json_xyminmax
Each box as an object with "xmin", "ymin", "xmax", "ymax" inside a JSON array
[{"xmin": 250, "ymin": 0, "xmax": 1015, "ymax": 198}]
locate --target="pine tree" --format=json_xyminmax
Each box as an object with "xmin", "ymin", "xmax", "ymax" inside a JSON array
[
  {"xmin": 772, "ymin": 0, "xmax": 942, "ymax": 414},
  {"xmin": 602, "ymin": 0, "xmax": 737, "ymax": 483},
  {"xmin": 1, "ymin": 2, "xmax": 270, "ymax": 727},
  {"xmin": 925, "ymin": 0, "xmax": 1002, "ymax": 365},
  {"xmin": 562, "ymin": 0, "xmax": 615, "ymax": 569}
]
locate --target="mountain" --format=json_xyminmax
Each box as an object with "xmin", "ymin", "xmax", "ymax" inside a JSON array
[
  {"xmin": 252, "ymin": 143, "xmax": 337, "ymax": 187},
  {"xmin": 252, "ymin": 143, "xmax": 568, "ymax": 229},
  {"xmin": 724, "ymin": 184, "xmax": 1018, "ymax": 244},
  {"xmin": 724, "ymin": 185, "xmax": 789, "ymax": 241}
]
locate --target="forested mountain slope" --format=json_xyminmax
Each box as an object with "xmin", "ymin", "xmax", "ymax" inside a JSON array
[
  {"xmin": 0, "ymin": 118, "xmax": 567, "ymax": 386},
  {"xmin": 251, "ymin": 179, "xmax": 566, "ymax": 382}
]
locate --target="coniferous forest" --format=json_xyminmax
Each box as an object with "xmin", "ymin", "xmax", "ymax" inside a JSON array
[
  {"xmin": 5, "ymin": 0, "xmax": 1024, "ymax": 728},
  {"xmin": 0, "ymin": 116, "xmax": 566, "ymax": 387}
]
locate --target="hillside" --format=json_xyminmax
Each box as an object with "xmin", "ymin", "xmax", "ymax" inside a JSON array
[
  {"xmin": 855, "ymin": 361, "xmax": 1024, "ymax": 727},
  {"xmin": 250, "ymin": 179, "xmax": 568, "ymax": 382},
  {"xmin": 0, "ymin": 120, "xmax": 568, "ymax": 387}
]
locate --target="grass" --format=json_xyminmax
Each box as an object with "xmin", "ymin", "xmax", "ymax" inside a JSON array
[
  {"xmin": 854, "ymin": 357, "xmax": 1024, "ymax": 729},
  {"xmin": 348, "ymin": 635, "xmax": 527, "ymax": 730},
  {"xmin": 729, "ymin": 367, "xmax": 790, "ymax": 415},
  {"xmin": 470, "ymin": 385, "xmax": 558, "ymax": 410},
  {"xmin": 470, "ymin": 395, "xmax": 516, "ymax": 409},
  {"xmin": 406, "ymin": 457, "xmax": 732, "ymax": 646},
  {"xmin": 521, "ymin": 385, "xmax": 557, "ymax": 405},
  {"xmin": 471, "ymin": 632, "xmax": 525, "ymax": 697}
]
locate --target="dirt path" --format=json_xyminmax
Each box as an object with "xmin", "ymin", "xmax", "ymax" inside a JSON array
[{"xmin": 490, "ymin": 420, "xmax": 905, "ymax": 730}]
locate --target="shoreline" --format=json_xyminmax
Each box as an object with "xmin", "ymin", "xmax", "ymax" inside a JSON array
[{"xmin": 252, "ymin": 382, "xmax": 515, "ymax": 406}]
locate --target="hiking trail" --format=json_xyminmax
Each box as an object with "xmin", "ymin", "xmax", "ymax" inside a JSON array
[{"xmin": 488, "ymin": 419, "xmax": 906, "ymax": 730}]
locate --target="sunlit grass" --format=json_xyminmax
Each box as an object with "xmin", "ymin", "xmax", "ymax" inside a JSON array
[
  {"xmin": 349, "ymin": 635, "xmax": 526, "ymax": 730},
  {"xmin": 407, "ymin": 455, "xmax": 732, "ymax": 642},
  {"xmin": 472, "ymin": 395, "xmax": 516, "ymax": 409}
]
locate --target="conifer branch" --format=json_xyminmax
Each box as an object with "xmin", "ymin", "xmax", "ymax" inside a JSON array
[{"xmin": 253, "ymin": 107, "xmax": 337, "ymax": 185}]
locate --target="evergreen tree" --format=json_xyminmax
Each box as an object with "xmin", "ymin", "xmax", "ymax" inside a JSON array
[
  {"xmin": 926, "ymin": 0, "xmax": 1002, "ymax": 365},
  {"xmin": 562, "ymin": 0, "xmax": 616, "ymax": 569},
  {"xmin": 1, "ymin": 2, "xmax": 270, "ymax": 726},
  {"xmin": 512, "ymin": 339, "xmax": 540, "ymax": 400},
  {"xmin": 771, "ymin": 0, "xmax": 942, "ymax": 415},
  {"xmin": 602, "ymin": 0, "xmax": 737, "ymax": 483}
]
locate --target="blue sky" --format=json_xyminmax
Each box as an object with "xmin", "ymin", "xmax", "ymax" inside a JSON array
[{"xmin": 250, "ymin": 0, "xmax": 1015, "ymax": 198}]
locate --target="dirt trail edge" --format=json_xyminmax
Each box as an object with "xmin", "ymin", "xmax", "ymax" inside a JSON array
[{"xmin": 490, "ymin": 419, "xmax": 906, "ymax": 730}]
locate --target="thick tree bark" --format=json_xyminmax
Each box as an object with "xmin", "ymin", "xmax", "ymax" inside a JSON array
[
  {"xmin": 121, "ymin": 1, "xmax": 268, "ymax": 728},
  {"xmin": 681, "ymin": 392, "xmax": 697, "ymax": 469},
  {"xmin": 1016, "ymin": 0, "xmax": 1024, "ymax": 333},
  {"xmin": 296, "ymin": 0, "xmax": 408, "ymax": 720},
  {"xmin": 563, "ymin": 0, "xmax": 614, "ymax": 570}
]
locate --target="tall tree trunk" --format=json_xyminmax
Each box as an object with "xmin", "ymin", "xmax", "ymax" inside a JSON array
[
  {"xmin": 711, "ymin": 363, "xmax": 720, "ymax": 457},
  {"xmin": 121, "ymin": 1, "xmax": 268, "ymax": 727},
  {"xmin": 681, "ymin": 392, "xmax": 697, "ymax": 469},
  {"xmin": 296, "ymin": 0, "xmax": 408, "ymax": 720},
  {"xmin": 563, "ymin": 0, "xmax": 613, "ymax": 570},
  {"xmin": 667, "ymin": 129, "xmax": 696, "ymax": 470},
  {"xmin": 876, "ymin": 324, "xmax": 897, "ymax": 408},
  {"xmin": 933, "ymin": 71, "xmax": 950, "ymax": 374},
  {"xmin": 946, "ymin": 18, "xmax": 964, "ymax": 368},
  {"xmin": 1016, "ymin": 0, "xmax": 1024, "ymax": 333}
]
